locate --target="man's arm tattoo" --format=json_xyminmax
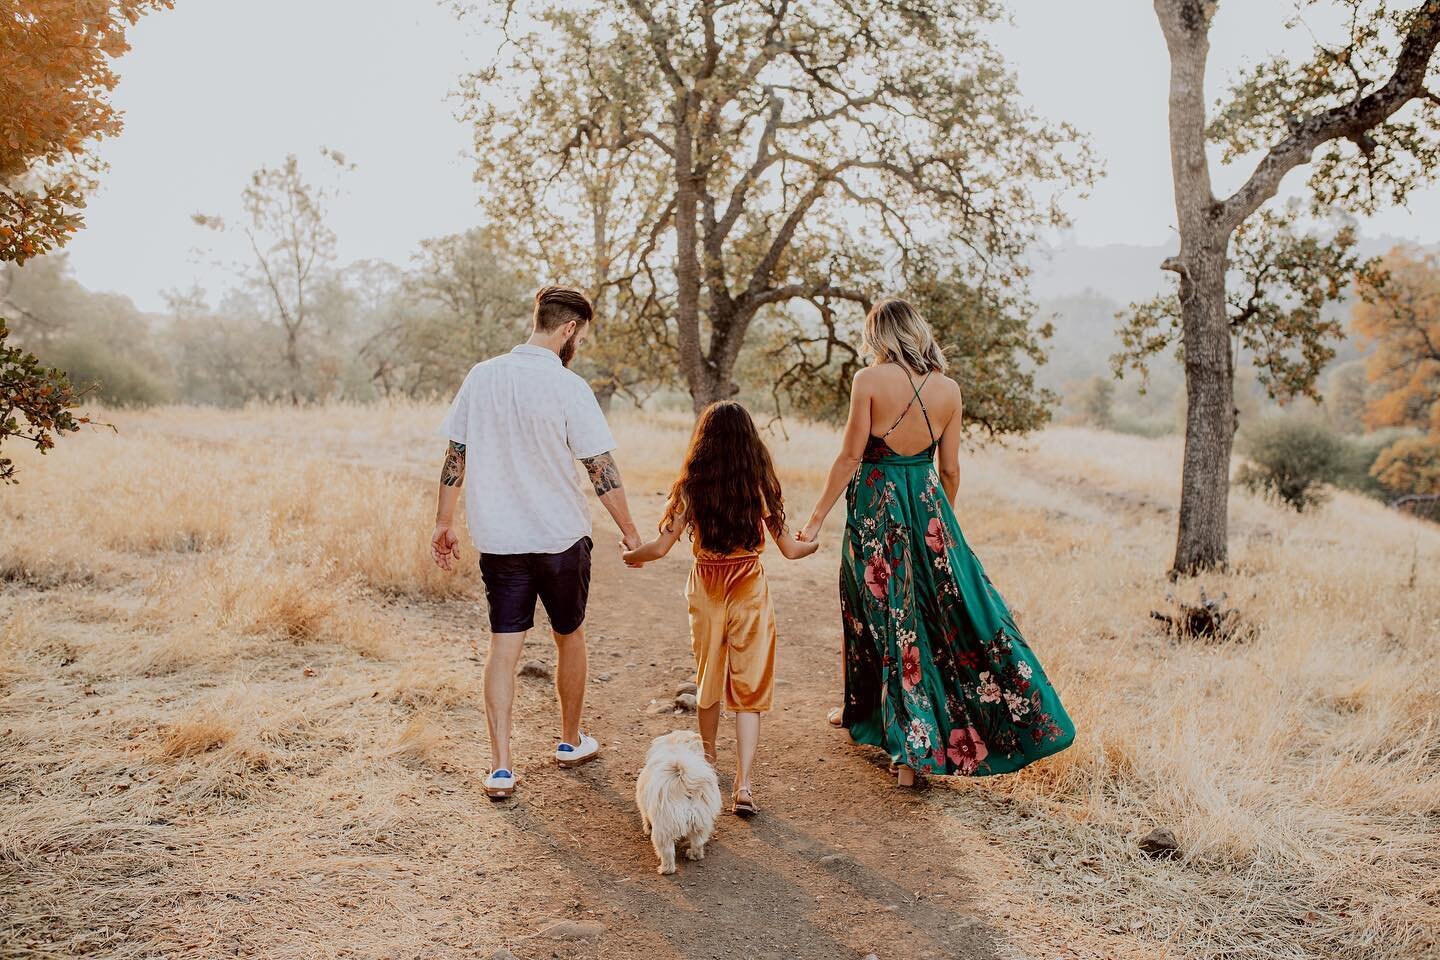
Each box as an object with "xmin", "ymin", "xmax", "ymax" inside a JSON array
[
  {"xmin": 440, "ymin": 441, "xmax": 466, "ymax": 487},
  {"xmin": 581, "ymin": 452, "xmax": 621, "ymax": 496}
]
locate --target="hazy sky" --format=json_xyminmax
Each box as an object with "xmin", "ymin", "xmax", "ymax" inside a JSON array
[{"xmin": 60, "ymin": 0, "xmax": 1440, "ymax": 313}]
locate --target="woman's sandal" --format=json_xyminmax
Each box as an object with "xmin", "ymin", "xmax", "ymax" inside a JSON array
[
  {"xmin": 827, "ymin": 706, "xmax": 844, "ymax": 727},
  {"xmin": 732, "ymin": 787, "xmax": 758, "ymax": 818}
]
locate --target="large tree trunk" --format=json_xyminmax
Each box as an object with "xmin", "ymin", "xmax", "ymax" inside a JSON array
[
  {"xmin": 1157, "ymin": 0, "xmax": 1235, "ymax": 575},
  {"xmin": 669, "ymin": 101, "xmax": 709, "ymax": 413},
  {"xmin": 1173, "ymin": 243, "xmax": 1235, "ymax": 574}
]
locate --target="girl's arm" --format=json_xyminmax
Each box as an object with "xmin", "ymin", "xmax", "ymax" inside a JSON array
[
  {"xmin": 772, "ymin": 527, "xmax": 820, "ymax": 560},
  {"xmin": 621, "ymin": 513, "xmax": 685, "ymax": 566},
  {"xmin": 797, "ymin": 371, "xmax": 872, "ymax": 542},
  {"xmin": 936, "ymin": 383, "xmax": 964, "ymax": 506}
]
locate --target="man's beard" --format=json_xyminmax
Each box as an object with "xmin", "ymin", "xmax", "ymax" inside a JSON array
[{"xmin": 559, "ymin": 328, "xmax": 580, "ymax": 367}]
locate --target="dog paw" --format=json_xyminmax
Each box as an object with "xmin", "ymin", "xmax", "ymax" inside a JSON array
[
  {"xmin": 685, "ymin": 846, "xmax": 704, "ymax": 861},
  {"xmin": 657, "ymin": 862, "xmax": 676, "ymax": 875}
]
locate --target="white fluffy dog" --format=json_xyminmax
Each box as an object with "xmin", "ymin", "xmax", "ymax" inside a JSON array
[{"xmin": 634, "ymin": 730, "xmax": 722, "ymax": 875}]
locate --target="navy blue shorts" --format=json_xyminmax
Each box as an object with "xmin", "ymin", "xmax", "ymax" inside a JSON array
[{"xmin": 478, "ymin": 537, "xmax": 592, "ymax": 634}]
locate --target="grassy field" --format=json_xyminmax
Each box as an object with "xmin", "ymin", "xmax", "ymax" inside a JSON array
[{"xmin": 1, "ymin": 403, "xmax": 1437, "ymax": 959}]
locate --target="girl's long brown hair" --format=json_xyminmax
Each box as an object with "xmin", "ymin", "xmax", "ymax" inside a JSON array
[{"xmin": 660, "ymin": 401, "xmax": 785, "ymax": 555}]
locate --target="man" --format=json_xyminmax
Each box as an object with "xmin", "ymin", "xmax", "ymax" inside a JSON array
[{"xmin": 431, "ymin": 285, "xmax": 642, "ymax": 800}]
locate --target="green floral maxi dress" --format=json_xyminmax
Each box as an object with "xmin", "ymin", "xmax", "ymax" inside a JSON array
[{"xmin": 838, "ymin": 424, "xmax": 1075, "ymax": 777}]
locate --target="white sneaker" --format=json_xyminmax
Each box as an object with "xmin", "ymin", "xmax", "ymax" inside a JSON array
[
  {"xmin": 484, "ymin": 768, "xmax": 517, "ymax": 800},
  {"xmin": 554, "ymin": 733, "xmax": 601, "ymax": 769}
]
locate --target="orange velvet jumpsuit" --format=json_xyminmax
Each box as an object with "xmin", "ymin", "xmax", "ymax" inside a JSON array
[{"xmin": 686, "ymin": 530, "xmax": 777, "ymax": 714}]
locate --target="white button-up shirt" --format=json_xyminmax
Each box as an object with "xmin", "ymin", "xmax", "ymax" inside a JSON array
[{"xmin": 439, "ymin": 344, "xmax": 616, "ymax": 555}]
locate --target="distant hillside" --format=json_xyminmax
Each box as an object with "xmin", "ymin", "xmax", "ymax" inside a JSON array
[
  {"xmin": 1027, "ymin": 232, "xmax": 1435, "ymax": 308},
  {"xmin": 1028, "ymin": 240, "xmax": 1176, "ymax": 306},
  {"xmin": 1024, "ymin": 232, "xmax": 1434, "ymax": 414}
]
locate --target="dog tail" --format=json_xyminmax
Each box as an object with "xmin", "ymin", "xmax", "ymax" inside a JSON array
[{"xmin": 659, "ymin": 758, "xmax": 711, "ymax": 799}]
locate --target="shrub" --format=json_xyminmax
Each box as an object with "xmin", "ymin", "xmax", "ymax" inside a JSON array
[
  {"xmin": 1235, "ymin": 417, "xmax": 1345, "ymax": 512},
  {"xmin": 1110, "ymin": 414, "xmax": 1175, "ymax": 438},
  {"xmin": 41, "ymin": 336, "xmax": 172, "ymax": 407},
  {"xmin": 1332, "ymin": 429, "xmax": 1408, "ymax": 500}
]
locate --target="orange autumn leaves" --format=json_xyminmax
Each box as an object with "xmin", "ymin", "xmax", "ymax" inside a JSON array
[
  {"xmin": 1354, "ymin": 247, "xmax": 1440, "ymax": 495},
  {"xmin": 0, "ymin": 0, "xmax": 173, "ymax": 263}
]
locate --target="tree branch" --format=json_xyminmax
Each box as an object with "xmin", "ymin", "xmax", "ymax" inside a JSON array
[{"xmin": 1219, "ymin": 0, "xmax": 1440, "ymax": 230}]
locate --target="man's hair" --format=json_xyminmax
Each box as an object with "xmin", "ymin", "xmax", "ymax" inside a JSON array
[{"xmin": 532, "ymin": 285, "xmax": 593, "ymax": 332}]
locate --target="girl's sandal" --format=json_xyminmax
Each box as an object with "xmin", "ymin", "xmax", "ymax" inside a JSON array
[{"xmin": 732, "ymin": 787, "xmax": 758, "ymax": 818}]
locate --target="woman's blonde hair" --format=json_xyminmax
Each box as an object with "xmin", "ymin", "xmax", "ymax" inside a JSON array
[{"xmin": 861, "ymin": 297, "xmax": 947, "ymax": 373}]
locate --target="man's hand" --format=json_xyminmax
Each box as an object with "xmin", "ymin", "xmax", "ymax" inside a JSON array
[
  {"xmin": 620, "ymin": 529, "xmax": 644, "ymax": 568},
  {"xmin": 431, "ymin": 522, "xmax": 461, "ymax": 571}
]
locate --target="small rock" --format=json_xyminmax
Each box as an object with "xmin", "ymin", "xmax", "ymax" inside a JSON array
[
  {"xmin": 674, "ymin": 692, "xmax": 698, "ymax": 712},
  {"xmin": 645, "ymin": 700, "xmax": 673, "ymax": 716},
  {"xmin": 863, "ymin": 954, "xmax": 881, "ymax": 960},
  {"xmin": 1138, "ymin": 826, "xmax": 1181, "ymax": 859},
  {"xmin": 597, "ymin": 673, "xmax": 611, "ymax": 682},
  {"xmin": 538, "ymin": 920, "xmax": 604, "ymax": 942},
  {"xmin": 490, "ymin": 950, "xmax": 518, "ymax": 960},
  {"xmin": 675, "ymin": 681, "xmax": 697, "ymax": 696},
  {"xmin": 625, "ymin": 662, "xmax": 638, "ymax": 668},
  {"xmin": 517, "ymin": 660, "xmax": 552, "ymax": 680}
]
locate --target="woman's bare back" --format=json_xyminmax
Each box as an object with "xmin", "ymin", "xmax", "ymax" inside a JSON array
[{"xmin": 864, "ymin": 363, "xmax": 959, "ymax": 456}]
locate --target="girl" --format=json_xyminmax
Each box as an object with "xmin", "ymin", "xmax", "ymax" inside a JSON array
[{"xmin": 623, "ymin": 400, "xmax": 818, "ymax": 816}]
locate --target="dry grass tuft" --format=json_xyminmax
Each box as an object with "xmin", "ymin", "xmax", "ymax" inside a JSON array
[
  {"xmin": 157, "ymin": 708, "xmax": 235, "ymax": 758},
  {"xmin": 388, "ymin": 713, "xmax": 450, "ymax": 765}
]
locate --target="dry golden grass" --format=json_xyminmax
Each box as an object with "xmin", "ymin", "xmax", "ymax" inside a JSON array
[{"xmin": 1, "ymin": 404, "xmax": 1437, "ymax": 959}]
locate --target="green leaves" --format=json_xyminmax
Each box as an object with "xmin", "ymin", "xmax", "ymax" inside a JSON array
[
  {"xmin": 0, "ymin": 318, "xmax": 90, "ymax": 484},
  {"xmin": 1114, "ymin": 206, "xmax": 1367, "ymax": 403},
  {"xmin": 1206, "ymin": 0, "xmax": 1440, "ymax": 216}
]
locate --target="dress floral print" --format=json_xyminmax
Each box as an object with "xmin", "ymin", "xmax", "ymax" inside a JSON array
[{"xmin": 838, "ymin": 435, "xmax": 1075, "ymax": 776}]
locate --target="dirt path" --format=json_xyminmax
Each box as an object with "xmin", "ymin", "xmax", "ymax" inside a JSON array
[{"xmin": 419, "ymin": 491, "xmax": 1002, "ymax": 959}]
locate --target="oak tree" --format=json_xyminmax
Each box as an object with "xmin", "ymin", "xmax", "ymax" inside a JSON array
[
  {"xmin": 464, "ymin": 0, "xmax": 1094, "ymax": 413},
  {"xmin": 1137, "ymin": 0, "xmax": 1440, "ymax": 574}
]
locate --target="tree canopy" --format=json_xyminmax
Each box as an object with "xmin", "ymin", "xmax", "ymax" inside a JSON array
[
  {"xmin": 462, "ymin": 0, "xmax": 1096, "ymax": 423},
  {"xmin": 1, "ymin": 0, "xmax": 172, "ymax": 264}
]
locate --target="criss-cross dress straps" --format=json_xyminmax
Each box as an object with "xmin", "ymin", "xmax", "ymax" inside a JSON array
[{"xmin": 880, "ymin": 368, "xmax": 936, "ymax": 443}]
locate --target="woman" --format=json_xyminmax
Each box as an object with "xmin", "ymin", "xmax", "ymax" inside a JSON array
[{"xmin": 797, "ymin": 299, "xmax": 1074, "ymax": 786}]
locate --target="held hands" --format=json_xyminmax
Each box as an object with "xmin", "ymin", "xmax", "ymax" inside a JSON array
[
  {"xmin": 620, "ymin": 528, "xmax": 645, "ymax": 568},
  {"xmin": 431, "ymin": 522, "xmax": 461, "ymax": 570},
  {"xmin": 796, "ymin": 517, "xmax": 823, "ymax": 544}
]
